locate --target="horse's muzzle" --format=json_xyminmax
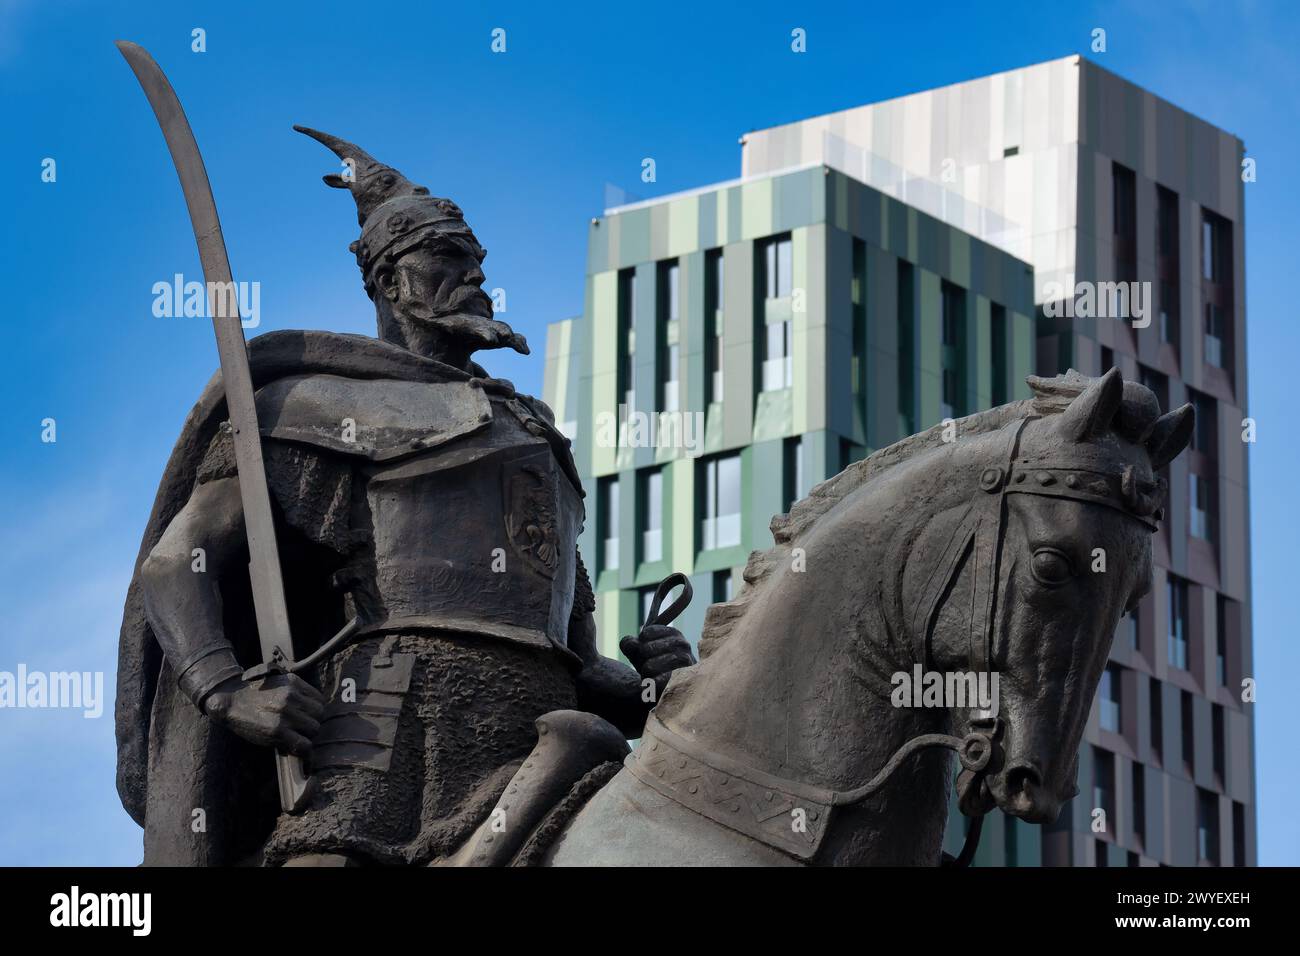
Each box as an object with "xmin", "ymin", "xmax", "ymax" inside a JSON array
[{"xmin": 997, "ymin": 760, "xmax": 1064, "ymax": 823}]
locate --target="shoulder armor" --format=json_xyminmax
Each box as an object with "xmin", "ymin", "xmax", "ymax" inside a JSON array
[{"xmin": 254, "ymin": 374, "xmax": 492, "ymax": 461}]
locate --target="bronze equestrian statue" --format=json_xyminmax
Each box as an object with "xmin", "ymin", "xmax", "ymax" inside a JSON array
[{"xmin": 114, "ymin": 44, "xmax": 1195, "ymax": 866}]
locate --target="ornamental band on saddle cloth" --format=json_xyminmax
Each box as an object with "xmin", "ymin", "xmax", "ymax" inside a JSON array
[{"xmin": 115, "ymin": 128, "xmax": 696, "ymax": 866}]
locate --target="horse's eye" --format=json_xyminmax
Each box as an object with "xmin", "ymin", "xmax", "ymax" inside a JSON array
[{"xmin": 1031, "ymin": 548, "xmax": 1074, "ymax": 585}]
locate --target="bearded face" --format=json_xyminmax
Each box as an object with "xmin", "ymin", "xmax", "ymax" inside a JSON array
[{"xmin": 374, "ymin": 231, "xmax": 528, "ymax": 361}]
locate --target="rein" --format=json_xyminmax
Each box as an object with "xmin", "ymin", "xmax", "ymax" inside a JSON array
[{"xmin": 631, "ymin": 714, "xmax": 998, "ymax": 863}]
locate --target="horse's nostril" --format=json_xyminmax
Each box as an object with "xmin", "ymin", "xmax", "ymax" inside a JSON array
[{"xmin": 1006, "ymin": 764, "xmax": 1042, "ymax": 797}]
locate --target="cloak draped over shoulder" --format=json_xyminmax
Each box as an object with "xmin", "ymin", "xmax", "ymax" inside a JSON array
[{"xmin": 116, "ymin": 330, "xmax": 481, "ymax": 864}]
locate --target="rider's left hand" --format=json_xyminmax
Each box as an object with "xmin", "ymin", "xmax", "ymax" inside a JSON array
[{"xmin": 620, "ymin": 624, "xmax": 695, "ymax": 699}]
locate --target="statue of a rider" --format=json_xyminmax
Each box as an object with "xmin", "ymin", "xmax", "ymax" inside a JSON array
[{"xmin": 115, "ymin": 128, "xmax": 695, "ymax": 866}]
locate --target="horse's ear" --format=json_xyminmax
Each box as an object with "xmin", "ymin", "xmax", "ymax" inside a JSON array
[
  {"xmin": 1057, "ymin": 367, "xmax": 1124, "ymax": 442},
  {"xmin": 1146, "ymin": 403, "xmax": 1195, "ymax": 470}
]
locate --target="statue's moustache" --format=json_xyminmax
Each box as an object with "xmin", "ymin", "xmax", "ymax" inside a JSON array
[{"xmin": 449, "ymin": 285, "xmax": 493, "ymax": 312}]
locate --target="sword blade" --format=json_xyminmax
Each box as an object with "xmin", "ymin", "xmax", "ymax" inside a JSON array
[{"xmin": 117, "ymin": 40, "xmax": 310, "ymax": 813}]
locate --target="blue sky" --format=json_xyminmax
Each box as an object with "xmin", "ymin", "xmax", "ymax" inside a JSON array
[{"xmin": 1, "ymin": 0, "xmax": 1296, "ymax": 865}]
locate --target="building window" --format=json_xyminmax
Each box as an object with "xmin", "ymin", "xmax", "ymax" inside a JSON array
[
  {"xmin": 1113, "ymin": 162, "xmax": 1138, "ymax": 283},
  {"xmin": 1189, "ymin": 389, "xmax": 1217, "ymax": 457},
  {"xmin": 1132, "ymin": 762, "xmax": 1146, "ymax": 843},
  {"xmin": 759, "ymin": 235, "xmax": 794, "ymax": 392},
  {"xmin": 599, "ymin": 476, "xmax": 620, "ymax": 573},
  {"xmin": 1201, "ymin": 210, "xmax": 1232, "ymax": 371},
  {"xmin": 1149, "ymin": 677, "xmax": 1163, "ymax": 765},
  {"xmin": 1232, "ymin": 802, "xmax": 1246, "ymax": 867},
  {"xmin": 662, "ymin": 342, "xmax": 680, "ymax": 412},
  {"xmin": 1197, "ymin": 788, "xmax": 1220, "ymax": 865},
  {"xmin": 1202, "ymin": 213, "xmax": 1230, "ymax": 283},
  {"xmin": 1167, "ymin": 575, "xmax": 1189, "ymax": 669},
  {"xmin": 640, "ymin": 585, "xmax": 657, "ymax": 626},
  {"xmin": 1212, "ymin": 704, "xmax": 1225, "ymax": 784},
  {"xmin": 640, "ymin": 468, "xmax": 664, "ymax": 564},
  {"xmin": 897, "ymin": 260, "xmax": 915, "ymax": 435},
  {"xmin": 1204, "ymin": 302, "xmax": 1226, "ymax": 369},
  {"xmin": 783, "ymin": 436, "xmax": 805, "ymax": 513},
  {"xmin": 940, "ymin": 282, "xmax": 965, "ymax": 419},
  {"xmin": 763, "ymin": 320, "xmax": 793, "ymax": 392},
  {"xmin": 705, "ymin": 248, "xmax": 724, "ymax": 403},
  {"xmin": 851, "ymin": 238, "xmax": 866, "ymax": 396},
  {"xmin": 712, "ymin": 569, "xmax": 733, "ymax": 603},
  {"xmin": 658, "ymin": 261, "xmax": 680, "ymax": 413},
  {"xmin": 1119, "ymin": 608, "xmax": 1139, "ymax": 654},
  {"xmin": 941, "ymin": 281, "xmax": 962, "ymax": 346},
  {"xmin": 764, "ymin": 234, "xmax": 793, "ymax": 300},
  {"xmin": 1100, "ymin": 665, "xmax": 1122, "ymax": 733},
  {"xmin": 618, "ymin": 269, "xmax": 637, "ymax": 411},
  {"xmin": 1093, "ymin": 747, "xmax": 1115, "ymax": 830},
  {"xmin": 1158, "ymin": 185, "xmax": 1179, "ymax": 256},
  {"xmin": 1156, "ymin": 185, "xmax": 1180, "ymax": 346},
  {"xmin": 941, "ymin": 369, "xmax": 961, "ymax": 421},
  {"xmin": 1216, "ymin": 596, "xmax": 1231, "ymax": 686},
  {"xmin": 1181, "ymin": 690, "xmax": 1195, "ymax": 774},
  {"xmin": 1139, "ymin": 365, "xmax": 1169, "ymax": 417},
  {"xmin": 941, "ymin": 369, "xmax": 959, "ymax": 421},
  {"xmin": 665, "ymin": 260, "xmax": 679, "ymax": 321},
  {"xmin": 700, "ymin": 454, "xmax": 742, "ymax": 551},
  {"xmin": 1158, "ymin": 278, "xmax": 1179, "ymax": 346},
  {"xmin": 1189, "ymin": 472, "xmax": 1214, "ymax": 542},
  {"xmin": 991, "ymin": 302, "xmax": 1007, "ymax": 407}
]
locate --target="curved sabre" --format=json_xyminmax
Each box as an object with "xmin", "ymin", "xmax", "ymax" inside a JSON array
[{"xmin": 116, "ymin": 40, "xmax": 312, "ymax": 813}]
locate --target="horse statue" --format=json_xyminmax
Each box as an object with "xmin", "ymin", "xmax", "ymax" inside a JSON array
[{"xmin": 451, "ymin": 367, "xmax": 1193, "ymax": 866}]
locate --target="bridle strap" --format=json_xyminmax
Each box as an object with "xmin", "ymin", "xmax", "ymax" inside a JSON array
[{"xmin": 906, "ymin": 417, "xmax": 1032, "ymax": 865}]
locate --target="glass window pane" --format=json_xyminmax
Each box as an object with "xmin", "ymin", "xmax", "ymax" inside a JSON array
[
  {"xmin": 795, "ymin": 439, "xmax": 804, "ymax": 501},
  {"xmin": 717, "ymin": 455, "xmax": 741, "ymax": 516},
  {"xmin": 647, "ymin": 471, "xmax": 662, "ymax": 529},
  {"xmin": 776, "ymin": 238, "xmax": 792, "ymax": 297},
  {"xmin": 1100, "ymin": 668, "xmax": 1120, "ymax": 733},
  {"xmin": 602, "ymin": 479, "xmax": 620, "ymax": 571},
  {"xmin": 1202, "ymin": 219, "xmax": 1214, "ymax": 280},
  {"xmin": 667, "ymin": 263, "xmax": 679, "ymax": 322},
  {"xmin": 767, "ymin": 321, "xmax": 783, "ymax": 362},
  {"xmin": 711, "ymin": 460, "xmax": 721, "ymax": 517}
]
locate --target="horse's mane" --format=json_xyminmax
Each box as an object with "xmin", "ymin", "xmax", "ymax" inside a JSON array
[{"xmin": 697, "ymin": 370, "xmax": 1161, "ymax": 659}]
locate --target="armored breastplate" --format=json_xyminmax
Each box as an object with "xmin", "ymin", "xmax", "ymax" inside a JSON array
[
  {"xmin": 361, "ymin": 406, "xmax": 583, "ymax": 653},
  {"xmin": 255, "ymin": 373, "xmax": 585, "ymax": 658}
]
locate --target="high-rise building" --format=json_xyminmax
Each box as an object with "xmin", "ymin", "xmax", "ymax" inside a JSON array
[{"xmin": 544, "ymin": 55, "xmax": 1253, "ymax": 866}]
